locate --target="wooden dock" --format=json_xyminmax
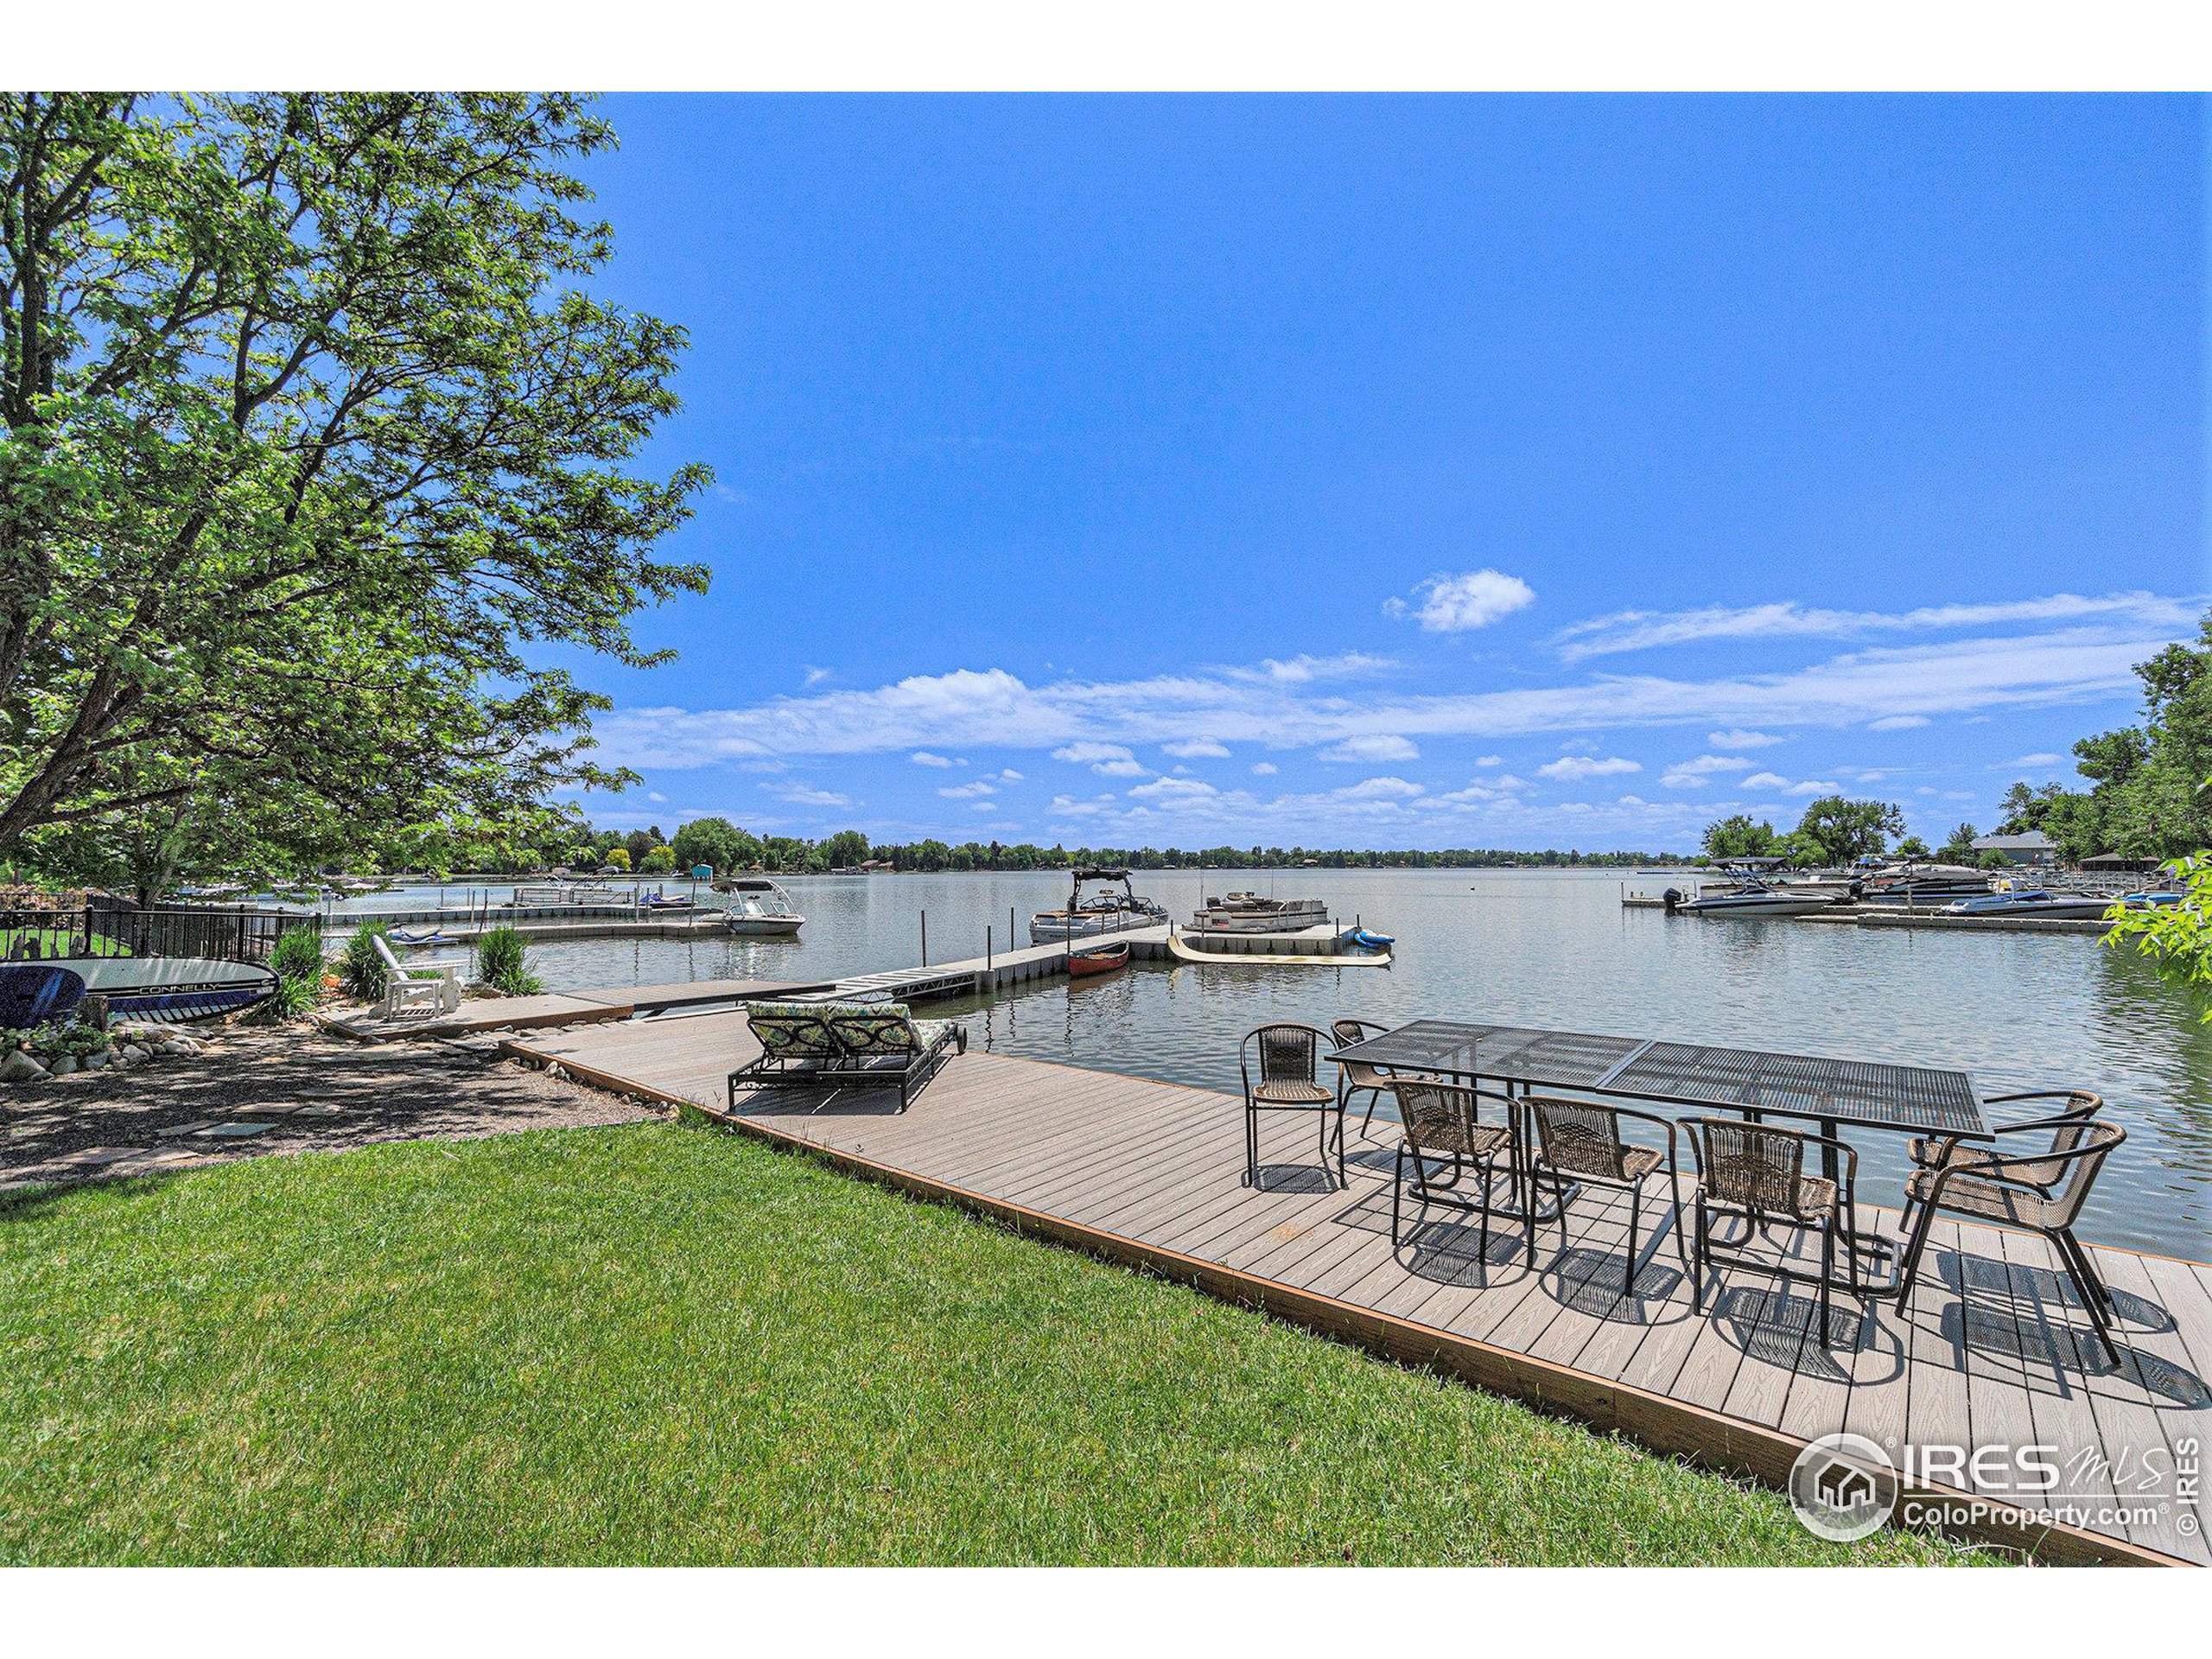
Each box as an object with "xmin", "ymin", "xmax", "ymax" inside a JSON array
[
  {"xmin": 505, "ymin": 1011, "xmax": 2212, "ymax": 1567},
  {"xmin": 321, "ymin": 976, "xmax": 830, "ymax": 1040}
]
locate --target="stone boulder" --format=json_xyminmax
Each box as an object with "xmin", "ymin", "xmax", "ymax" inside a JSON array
[{"xmin": 1, "ymin": 1051, "xmax": 49, "ymax": 1084}]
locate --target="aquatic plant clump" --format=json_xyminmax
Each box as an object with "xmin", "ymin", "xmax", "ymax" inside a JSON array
[{"xmin": 476, "ymin": 925, "xmax": 544, "ymax": 997}]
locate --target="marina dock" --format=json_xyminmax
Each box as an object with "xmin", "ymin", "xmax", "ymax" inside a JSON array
[{"xmin": 500, "ymin": 1009, "xmax": 2212, "ymax": 1568}]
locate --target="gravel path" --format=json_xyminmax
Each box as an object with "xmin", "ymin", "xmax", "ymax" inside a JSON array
[{"xmin": 0, "ymin": 1023, "xmax": 662, "ymax": 1191}]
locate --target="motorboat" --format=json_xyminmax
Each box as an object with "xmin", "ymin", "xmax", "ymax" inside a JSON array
[
  {"xmin": 1664, "ymin": 862, "xmax": 1834, "ymax": 918},
  {"xmin": 1030, "ymin": 868, "xmax": 1169, "ymax": 944},
  {"xmin": 1187, "ymin": 892, "xmax": 1332, "ymax": 934},
  {"xmin": 47, "ymin": 956, "xmax": 276, "ymax": 1023},
  {"xmin": 1857, "ymin": 861, "xmax": 1997, "ymax": 906},
  {"xmin": 1940, "ymin": 888, "xmax": 2120, "ymax": 921},
  {"xmin": 1067, "ymin": 939, "xmax": 1131, "ymax": 978},
  {"xmin": 721, "ymin": 878, "xmax": 804, "ymax": 936}
]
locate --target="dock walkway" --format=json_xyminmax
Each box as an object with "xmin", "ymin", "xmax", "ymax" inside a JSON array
[{"xmin": 506, "ymin": 1011, "xmax": 2212, "ymax": 1567}]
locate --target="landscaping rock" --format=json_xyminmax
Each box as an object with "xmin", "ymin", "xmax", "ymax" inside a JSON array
[
  {"xmin": 1, "ymin": 1052, "xmax": 49, "ymax": 1084},
  {"xmin": 122, "ymin": 1045, "xmax": 150, "ymax": 1063},
  {"xmin": 82, "ymin": 1049, "xmax": 110, "ymax": 1071},
  {"xmin": 48, "ymin": 1056, "xmax": 78, "ymax": 1077}
]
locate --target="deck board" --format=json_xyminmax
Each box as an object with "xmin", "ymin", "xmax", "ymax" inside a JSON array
[{"xmin": 508, "ymin": 1016, "xmax": 2210, "ymax": 1567}]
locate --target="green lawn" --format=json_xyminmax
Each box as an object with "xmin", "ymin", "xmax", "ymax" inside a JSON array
[
  {"xmin": 0, "ymin": 927, "xmax": 126, "ymax": 959},
  {"xmin": 0, "ymin": 1123, "xmax": 1976, "ymax": 1565}
]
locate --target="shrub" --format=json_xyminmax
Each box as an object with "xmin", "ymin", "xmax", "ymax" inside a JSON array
[
  {"xmin": 340, "ymin": 921, "xmax": 393, "ymax": 1002},
  {"xmin": 256, "ymin": 924, "xmax": 330, "ymax": 1022},
  {"xmin": 475, "ymin": 925, "xmax": 543, "ymax": 996},
  {"xmin": 639, "ymin": 844, "xmax": 676, "ymax": 874},
  {"xmin": 604, "ymin": 846, "xmax": 631, "ymax": 872}
]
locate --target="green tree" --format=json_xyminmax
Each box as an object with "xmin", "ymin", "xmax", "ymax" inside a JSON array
[
  {"xmin": 1937, "ymin": 822, "xmax": 1979, "ymax": 864},
  {"xmin": 639, "ymin": 843, "xmax": 675, "ymax": 874},
  {"xmin": 603, "ymin": 846, "xmax": 630, "ymax": 872},
  {"xmin": 0, "ymin": 93, "xmax": 707, "ymax": 870},
  {"xmin": 821, "ymin": 830, "xmax": 871, "ymax": 869},
  {"xmin": 1700, "ymin": 815, "xmax": 1777, "ymax": 861},
  {"xmin": 670, "ymin": 816, "xmax": 758, "ymax": 874},
  {"xmin": 1790, "ymin": 796, "xmax": 1904, "ymax": 867}
]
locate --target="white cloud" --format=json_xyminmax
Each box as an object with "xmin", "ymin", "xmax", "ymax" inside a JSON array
[
  {"xmin": 910, "ymin": 751, "xmax": 955, "ymax": 767},
  {"xmin": 1554, "ymin": 591, "xmax": 2198, "ymax": 662},
  {"xmin": 999, "ymin": 768, "xmax": 1024, "ymax": 782},
  {"xmin": 1236, "ymin": 652, "xmax": 1394, "ymax": 683},
  {"xmin": 1539, "ymin": 755, "xmax": 1642, "ymax": 781},
  {"xmin": 1743, "ymin": 772, "xmax": 1791, "ymax": 791},
  {"xmin": 1996, "ymin": 753, "xmax": 2064, "ymax": 769},
  {"xmin": 645, "ymin": 791, "xmax": 667, "ymax": 804},
  {"xmin": 762, "ymin": 782, "xmax": 852, "ymax": 809},
  {"xmin": 1708, "ymin": 729, "xmax": 1783, "ymax": 750},
  {"xmin": 1128, "ymin": 775, "xmax": 1219, "ymax": 801},
  {"xmin": 1868, "ymin": 715, "xmax": 1929, "ymax": 731},
  {"xmin": 590, "ymin": 625, "xmax": 2187, "ymax": 775},
  {"xmin": 1319, "ymin": 734, "xmax": 1419, "ymax": 764},
  {"xmin": 1161, "ymin": 738, "xmax": 1230, "ymax": 759},
  {"xmin": 1338, "ymin": 776, "xmax": 1425, "ymax": 799},
  {"xmin": 1659, "ymin": 754, "xmax": 1753, "ymax": 789},
  {"xmin": 1052, "ymin": 741, "xmax": 1146, "ymax": 778},
  {"xmin": 938, "ymin": 780, "xmax": 997, "ymax": 798},
  {"xmin": 1785, "ymin": 779, "xmax": 1840, "ymax": 797},
  {"xmin": 1250, "ymin": 761, "xmax": 1278, "ymax": 775},
  {"xmin": 1384, "ymin": 569, "xmax": 1536, "ymax": 632},
  {"xmin": 803, "ymin": 666, "xmax": 834, "ymax": 687},
  {"xmin": 1475, "ymin": 754, "xmax": 1503, "ymax": 767}
]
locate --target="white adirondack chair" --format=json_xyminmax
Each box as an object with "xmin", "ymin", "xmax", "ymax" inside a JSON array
[{"xmin": 373, "ymin": 933, "xmax": 463, "ymax": 1018}]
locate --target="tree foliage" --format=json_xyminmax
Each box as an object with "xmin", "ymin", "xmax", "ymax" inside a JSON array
[
  {"xmin": 669, "ymin": 815, "xmax": 760, "ymax": 875},
  {"xmin": 0, "ymin": 92, "xmax": 707, "ymax": 875},
  {"xmin": 1700, "ymin": 814, "xmax": 1777, "ymax": 861},
  {"xmin": 1996, "ymin": 613, "xmax": 2212, "ymax": 860}
]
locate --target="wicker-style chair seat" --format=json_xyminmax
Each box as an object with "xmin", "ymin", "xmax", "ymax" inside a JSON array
[
  {"xmin": 1897, "ymin": 1116, "xmax": 2127, "ymax": 1366},
  {"xmin": 1684, "ymin": 1116, "xmax": 1864, "ymax": 1345},
  {"xmin": 1906, "ymin": 1089, "xmax": 2101, "ymax": 1199},
  {"xmin": 1329, "ymin": 1018, "xmax": 1396, "ymax": 1133},
  {"xmin": 1240, "ymin": 1023, "xmax": 1346, "ymax": 1189},
  {"xmin": 1389, "ymin": 1077, "xmax": 1518, "ymax": 1260},
  {"xmin": 1524, "ymin": 1096, "xmax": 1685, "ymax": 1290}
]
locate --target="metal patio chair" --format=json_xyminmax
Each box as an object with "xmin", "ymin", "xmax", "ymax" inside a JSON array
[
  {"xmin": 1328, "ymin": 1018, "xmax": 1396, "ymax": 1136},
  {"xmin": 1524, "ymin": 1095, "xmax": 1687, "ymax": 1291},
  {"xmin": 1240, "ymin": 1023, "xmax": 1344, "ymax": 1189},
  {"xmin": 1897, "ymin": 1118, "xmax": 2128, "ymax": 1367},
  {"xmin": 1684, "ymin": 1116, "xmax": 1866, "ymax": 1347},
  {"xmin": 1899, "ymin": 1089, "xmax": 2102, "ymax": 1236},
  {"xmin": 1389, "ymin": 1077, "xmax": 1518, "ymax": 1263}
]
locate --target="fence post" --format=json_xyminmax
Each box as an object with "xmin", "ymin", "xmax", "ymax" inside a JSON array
[{"xmin": 920, "ymin": 909, "xmax": 928, "ymax": 968}]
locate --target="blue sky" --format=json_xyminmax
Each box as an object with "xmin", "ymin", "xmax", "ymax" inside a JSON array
[{"xmin": 552, "ymin": 94, "xmax": 2206, "ymax": 851}]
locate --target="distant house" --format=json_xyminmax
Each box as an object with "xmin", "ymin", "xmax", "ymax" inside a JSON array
[
  {"xmin": 2082, "ymin": 851, "xmax": 2161, "ymax": 874},
  {"xmin": 1970, "ymin": 831, "xmax": 2058, "ymax": 868},
  {"xmin": 858, "ymin": 859, "xmax": 895, "ymax": 874}
]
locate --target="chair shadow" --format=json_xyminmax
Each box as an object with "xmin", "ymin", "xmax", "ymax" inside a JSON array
[
  {"xmin": 1711, "ymin": 1283, "xmax": 1861, "ymax": 1382},
  {"xmin": 1542, "ymin": 1243, "xmax": 1685, "ymax": 1323},
  {"xmin": 731, "ymin": 1084, "xmax": 908, "ymax": 1118},
  {"xmin": 1942, "ymin": 1298, "xmax": 2212, "ymax": 1406},
  {"xmin": 1395, "ymin": 1214, "xmax": 1527, "ymax": 1286},
  {"xmin": 1951, "ymin": 1250, "xmax": 2172, "ymax": 1332},
  {"xmin": 1249, "ymin": 1162, "xmax": 1343, "ymax": 1195}
]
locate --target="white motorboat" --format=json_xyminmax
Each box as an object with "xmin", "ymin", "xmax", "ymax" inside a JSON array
[
  {"xmin": 721, "ymin": 878, "xmax": 804, "ymax": 936},
  {"xmin": 1857, "ymin": 861, "xmax": 1997, "ymax": 906},
  {"xmin": 1941, "ymin": 888, "xmax": 2118, "ymax": 921},
  {"xmin": 1030, "ymin": 868, "xmax": 1169, "ymax": 944},
  {"xmin": 1665, "ymin": 861, "xmax": 1834, "ymax": 918},
  {"xmin": 1187, "ymin": 891, "xmax": 1331, "ymax": 934}
]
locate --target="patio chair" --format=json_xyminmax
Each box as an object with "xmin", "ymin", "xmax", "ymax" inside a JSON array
[
  {"xmin": 1327, "ymin": 1018, "xmax": 1395, "ymax": 1135},
  {"xmin": 821, "ymin": 1004, "xmax": 967, "ymax": 1111},
  {"xmin": 1241, "ymin": 1023, "xmax": 1344, "ymax": 1189},
  {"xmin": 1683, "ymin": 1116, "xmax": 1866, "ymax": 1347},
  {"xmin": 1389, "ymin": 1077, "xmax": 1517, "ymax": 1262},
  {"xmin": 1524, "ymin": 1095, "xmax": 1686, "ymax": 1291},
  {"xmin": 1896, "ymin": 1118, "xmax": 2128, "ymax": 1366},
  {"xmin": 372, "ymin": 933, "xmax": 461, "ymax": 1018},
  {"xmin": 1898, "ymin": 1089, "xmax": 2101, "ymax": 1236}
]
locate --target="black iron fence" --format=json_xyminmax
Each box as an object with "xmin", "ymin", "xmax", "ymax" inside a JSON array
[{"xmin": 3, "ymin": 902, "xmax": 318, "ymax": 965}]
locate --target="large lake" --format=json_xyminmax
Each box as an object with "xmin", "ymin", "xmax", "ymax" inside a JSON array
[{"xmin": 359, "ymin": 868, "xmax": 2210, "ymax": 1259}]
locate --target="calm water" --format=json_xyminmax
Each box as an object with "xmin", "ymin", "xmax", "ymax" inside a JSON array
[{"xmin": 385, "ymin": 869, "xmax": 2211, "ymax": 1259}]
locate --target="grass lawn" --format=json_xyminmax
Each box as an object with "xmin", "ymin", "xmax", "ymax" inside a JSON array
[
  {"xmin": 0, "ymin": 1122, "xmax": 1978, "ymax": 1565},
  {"xmin": 0, "ymin": 927, "xmax": 126, "ymax": 959}
]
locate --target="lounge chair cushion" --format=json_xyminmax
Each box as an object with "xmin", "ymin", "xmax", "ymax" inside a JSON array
[{"xmin": 744, "ymin": 1001, "xmax": 842, "ymax": 1063}]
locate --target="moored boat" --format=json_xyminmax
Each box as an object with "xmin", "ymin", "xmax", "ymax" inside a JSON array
[
  {"xmin": 1940, "ymin": 889, "xmax": 2120, "ymax": 921},
  {"xmin": 1030, "ymin": 868, "xmax": 1169, "ymax": 944},
  {"xmin": 1665, "ymin": 861, "xmax": 1834, "ymax": 918},
  {"xmin": 721, "ymin": 878, "xmax": 804, "ymax": 936},
  {"xmin": 1067, "ymin": 939, "xmax": 1130, "ymax": 978},
  {"xmin": 1187, "ymin": 892, "xmax": 1331, "ymax": 934}
]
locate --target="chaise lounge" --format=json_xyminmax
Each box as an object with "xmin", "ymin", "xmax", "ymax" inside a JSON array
[{"xmin": 728, "ymin": 1001, "xmax": 967, "ymax": 1113}]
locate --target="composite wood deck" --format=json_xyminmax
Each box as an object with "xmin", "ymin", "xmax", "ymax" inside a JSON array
[{"xmin": 509, "ymin": 1010, "xmax": 2211, "ymax": 1567}]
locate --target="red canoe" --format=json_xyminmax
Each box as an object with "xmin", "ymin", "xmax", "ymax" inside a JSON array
[{"xmin": 1067, "ymin": 940, "xmax": 1130, "ymax": 978}]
